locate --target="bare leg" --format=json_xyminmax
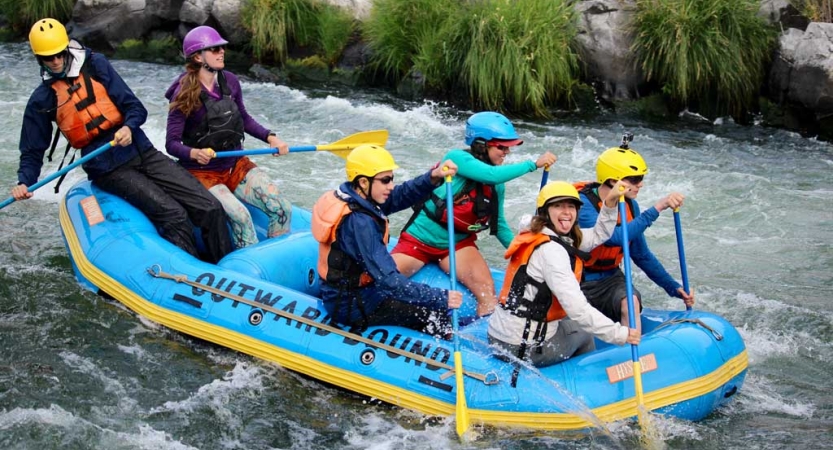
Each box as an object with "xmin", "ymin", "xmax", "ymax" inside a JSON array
[
  {"xmin": 439, "ymin": 246, "xmax": 496, "ymax": 317},
  {"xmin": 392, "ymin": 252, "xmax": 426, "ymax": 277},
  {"xmin": 619, "ymin": 295, "xmax": 642, "ymax": 334}
]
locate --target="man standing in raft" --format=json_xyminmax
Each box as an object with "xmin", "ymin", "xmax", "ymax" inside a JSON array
[{"xmin": 312, "ymin": 144, "xmax": 463, "ymax": 335}]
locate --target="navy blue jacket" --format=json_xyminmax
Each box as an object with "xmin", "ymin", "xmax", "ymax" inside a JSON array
[
  {"xmin": 17, "ymin": 47, "xmax": 153, "ymax": 186},
  {"xmin": 320, "ymin": 172, "xmax": 449, "ymax": 324}
]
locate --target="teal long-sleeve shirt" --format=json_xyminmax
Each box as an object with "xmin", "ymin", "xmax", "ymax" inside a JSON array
[{"xmin": 403, "ymin": 149, "xmax": 537, "ymax": 249}]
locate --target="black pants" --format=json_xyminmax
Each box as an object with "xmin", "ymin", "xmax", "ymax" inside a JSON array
[
  {"xmin": 94, "ymin": 149, "xmax": 233, "ymax": 263},
  {"xmin": 362, "ymin": 299, "xmax": 451, "ymax": 337}
]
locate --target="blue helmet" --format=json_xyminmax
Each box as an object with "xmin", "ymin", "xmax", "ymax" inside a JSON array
[{"xmin": 464, "ymin": 112, "xmax": 522, "ymax": 146}]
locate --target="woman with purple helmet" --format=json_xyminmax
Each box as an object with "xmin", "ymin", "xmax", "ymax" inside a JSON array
[{"xmin": 165, "ymin": 25, "xmax": 292, "ymax": 248}]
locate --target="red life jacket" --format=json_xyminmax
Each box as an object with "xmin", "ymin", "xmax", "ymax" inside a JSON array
[
  {"xmin": 574, "ymin": 181, "xmax": 634, "ymax": 272},
  {"xmin": 422, "ymin": 178, "xmax": 498, "ymax": 235},
  {"xmin": 51, "ymin": 61, "xmax": 123, "ymax": 149},
  {"xmin": 498, "ymin": 232, "xmax": 583, "ymax": 327},
  {"xmin": 312, "ymin": 190, "xmax": 389, "ymax": 289}
]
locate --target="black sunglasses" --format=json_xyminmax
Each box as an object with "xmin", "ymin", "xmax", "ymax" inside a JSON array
[
  {"xmin": 373, "ymin": 175, "xmax": 395, "ymax": 185},
  {"xmin": 37, "ymin": 51, "xmax": 65, "ymax": 63},
  {"xmin": 204, "ymin": 45, "xmax": 226, "ymax": 53},
  {"xmin": 622, "ymin": 175, "xmax": 644, "ymax": 184}
]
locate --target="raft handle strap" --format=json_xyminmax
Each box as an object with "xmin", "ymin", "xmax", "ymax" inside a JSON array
[
  {"xmin": 147, "ymin": 265, "xmax": 499, "ymax": 385},
  {"xmin": 654, "ymin": 318, "xmax": 723, "ymax": 341}
]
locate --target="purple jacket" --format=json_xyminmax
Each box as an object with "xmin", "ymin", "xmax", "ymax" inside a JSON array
[{"xmin": 164, "ymin": 70, "xmax": 273, "ymax": 172}]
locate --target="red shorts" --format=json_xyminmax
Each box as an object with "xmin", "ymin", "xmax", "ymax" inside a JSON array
[
  {"xmin": 391, "ymin": 231, "xmax": 478, "ymax": 264},
  {"xmin": 188, "ymin": 156, "xmax": 257, "ymax": 192}
]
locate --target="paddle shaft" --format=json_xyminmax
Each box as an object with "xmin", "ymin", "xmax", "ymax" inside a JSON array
[
  {"xmin": 213, "ymin": 145, "xmax": 326, "ymax": 158},
  {"xmin": 619, "ymin": 195, "xmax": 647, "ymax": 418},
  {"xmin": 673, "ymin": 208, "xmax": 692, "ymax": 310},
  {"xmin": 0, "ymin": 141, "xmax": 115, "ymax": 210},
  {"xmin": 211, "ymin": 129, "xmax": 389, "ymax": 159},
  {"xmin": 445, "ymin": 173, "xmax": 470, "ymax": 438},
  {"xmin": 539, "ymin": 166, "xmax": 550, "ymax": 190}
]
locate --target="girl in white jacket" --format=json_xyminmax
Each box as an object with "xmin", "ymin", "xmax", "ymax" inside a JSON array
[{"xmin": 488, "ymin": 181, "xmax": 640, "ymax": 368}]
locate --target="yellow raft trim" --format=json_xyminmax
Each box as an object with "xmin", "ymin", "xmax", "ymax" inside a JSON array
[{"xmin": 60, "ymin": 199, "xmax": 748, "ymax": 431}]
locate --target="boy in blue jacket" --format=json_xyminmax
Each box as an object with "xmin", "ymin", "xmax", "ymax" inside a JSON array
[
  {"xmin": 576, "ymin": 143, "xmax": 695, "ymax": 332},
  {"xmin": 312, "ymin": 144, "xmax": 462, "ymax": 335}
]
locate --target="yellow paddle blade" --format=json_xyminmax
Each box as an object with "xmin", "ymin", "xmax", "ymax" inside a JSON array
[
  {"xmin": 454, "ymin": 351, "xmax": 470, "ymax": 438},
  {"xmin": 316, "ymin": 130, "xmax": 389, "ymax": 159}
]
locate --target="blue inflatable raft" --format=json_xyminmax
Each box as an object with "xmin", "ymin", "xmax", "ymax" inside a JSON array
[{"xmin": 59, "ymin": 180, "xmax": 748, "ymax": 431}]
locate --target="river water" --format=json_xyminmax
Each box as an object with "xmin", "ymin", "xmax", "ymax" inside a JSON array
[{"xmin": 0, "ymin": 42, "xmax": 830, "ymax": 449}]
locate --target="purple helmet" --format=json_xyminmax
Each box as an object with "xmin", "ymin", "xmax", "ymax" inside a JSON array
[{"xmin": 182, "ymin": 26, "xmax": 228, "ymax": 58}]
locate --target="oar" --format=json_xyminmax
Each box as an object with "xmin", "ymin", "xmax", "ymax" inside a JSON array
[
  {"xmin": 212, "ymin": 130, "xmax": 388, "ymax": 159},
  {"xmin": 0, "ymin": 140, "xmax": 115, "ymax": 211},
  {"xmin": 444, "ymin": 168, "xmax": 470, "ymax": 439},
  {"xmin": 618, "ymin": 190, "xmax": 649, "ymax": 432},
  {"xmin": 673, "ymin": 208, "xmax": 692, "ymax": 311}
]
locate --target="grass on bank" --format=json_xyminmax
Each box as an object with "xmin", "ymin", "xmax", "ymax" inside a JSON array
[
  {"xmin": 0, "ymin": 0, "xmax": 73, "ymax": 34},
  {"xmin": 241, "ymin": 0, "xmax": 354, "ymax": 66},
  {"xmin": 632, "ymin": 0, "xmax": 776, "ymax": 118},
  {"xmin": 364, "ymin": 0, "xmax": 579, "ymax": 116},
  {"xmin": 792, "ymin": 0, "xmax": 833, "ymax": 22}
]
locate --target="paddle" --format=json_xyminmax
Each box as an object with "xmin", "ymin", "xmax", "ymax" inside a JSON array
[
  {"xmin": 0, "ymin": 140, "xmax": 115, "ymax": 211},
  {"xmin": 444, "ymin": 168, "xmax": 470, "ymax": 439},
  {"xmin": 673, "ymin": 208, "xmax": 692, "ymax": 311},
  {"xmin": 211, "ymin": 130, "xmax": 389, "ymax": 160},
  {"xmin": 618, "ymin": 189, "xmax": 649, "ymax": 432}
]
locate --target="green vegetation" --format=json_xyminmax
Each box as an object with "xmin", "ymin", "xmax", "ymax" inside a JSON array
[
  {"xmin": 632, "ymin": 0, "xmax": 776, "ymax": 118},
  {"xmin": 114, "ymin": 37, "xmax": 181, "ymax": 64},
  {"xmin": 364, "ymin": 0, "xmax": 579, "ymax": 116},
  {"xmin": 363, "ymin": 0, "xmax": 456, "ymax": 80},
  {"xmin": 241, "ymin": 0, "xmax": 354, "ymax": 66},
  {"xmin": 792, "ymin": 0, "xmax": 833, "ymax": 22},
  {"xmin": 0, "ymin": 0, "xmax": 73, "ymax": 33},
  {"xmin": 315, "ymin": 5, "xmax": 355, "ymax": 65}
]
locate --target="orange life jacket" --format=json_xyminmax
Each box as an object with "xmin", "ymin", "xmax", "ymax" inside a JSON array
[
  {"xmin": 573, "ymin": 181, "xmax": 634, "ymax": 272},
  {"xmin": 498, "ymin": 231, "xmax": 583, "ymax": 326},
  {"xmin": 312, "ymin": 190, "xmax": 390, "ymax": 289},
  {"xmin": 52, "ymin": 62, "xmax": 124, "ymax": 149}
]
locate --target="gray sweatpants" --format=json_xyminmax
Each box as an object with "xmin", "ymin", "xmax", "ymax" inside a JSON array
[{"xmin": 488, "ymin": 318, "xmax": 596, "ymax": 368}]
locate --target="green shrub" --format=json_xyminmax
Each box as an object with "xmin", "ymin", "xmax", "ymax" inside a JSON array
[
  {"xmin": 363, "ymin": 0, "xmax": 458, "ymax": 79},
  {"xmin": 0, "ymin": 0, "xmax": 73, "ymax": 32},
  {"xmin": 455, "ymin": 0, "xmax": 579, "ymax": 115},
  {"xmin": 241, "ymin": 0, "xmax": 317, "ymax": 64},
  {"xmin": 113, "ymin": 37, "xmax": 181, "ymax": 64},
  {"xmin": 316, "ymin": 4, "xmax": 354, "ymax": 65},
  {"xmin": 633, "ymin": 0, "xmax": 776, "ymax": 117},
  {"xmin": 365, "ymin": 0, "xmax": 579, "ymax": 116},
  {"xmin": 792, "ymin": 0, "xmax": 833, "ymax": 22}
]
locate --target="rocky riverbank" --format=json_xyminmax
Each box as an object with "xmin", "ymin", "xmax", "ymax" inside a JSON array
[{"xmin": 54, "ymin": 0, "xmax": 833, "ymax": 140}]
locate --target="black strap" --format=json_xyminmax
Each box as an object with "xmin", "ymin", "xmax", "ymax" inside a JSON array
[
  {"xmin": 46, "ymin": 128, "xmax": 62, "ymax": 162},
  {"xmin": 53, "ymin": 144, "xmax": 75, "ymax": 194}
]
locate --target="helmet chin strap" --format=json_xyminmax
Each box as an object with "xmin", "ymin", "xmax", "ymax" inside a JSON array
[
  {"xmin": 202, "ymin": 62, "xmax": 218, "ymax": 73},
  {"xmin": 199, "ymin": 50, "xmax": 221, "ymax": 73}
]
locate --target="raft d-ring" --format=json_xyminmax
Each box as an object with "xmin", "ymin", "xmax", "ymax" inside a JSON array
[
  {"xmin": 360, "ymin": 349, "xmax": 375, "ymax": 365},
  {"xmin": 248, "ymin": 309, "xmax": 264, "ymax": 326},
  {"xmin": 147, "ymin": 264, "xmax": 162, "ymax": 277},
  {"xmin": 483, "ymin": 371, "xmax": 500, "ymax": 385}
]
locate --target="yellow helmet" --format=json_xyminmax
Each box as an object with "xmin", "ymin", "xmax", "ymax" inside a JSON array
[
  {"xmin": 29, "ymin": 18, "xmax": 69, "ymax": 56},
  {"xmin": 596, "ymin": 147, "xmax": 648, "ymax": 183},
  {"xmin": 345, "ymin": 145, "xmax": 400, "ymax": 181},
  {"xmin": 537, "ymin": 181, "xmax": 582, "ymax": 209}
]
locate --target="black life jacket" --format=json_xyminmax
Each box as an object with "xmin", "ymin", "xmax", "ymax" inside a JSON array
[{"xmin": 182, "ymin": 71, "xmax": 244, "ymax": 152}]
